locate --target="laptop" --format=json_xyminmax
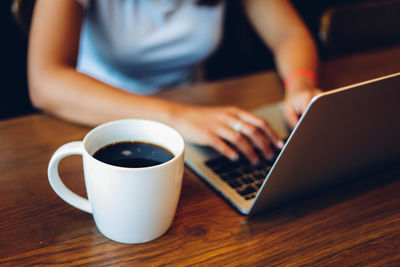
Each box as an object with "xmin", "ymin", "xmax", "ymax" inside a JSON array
[{"xmin": 185, "ymin": 72, "xmax": 400, "ymax": 216}]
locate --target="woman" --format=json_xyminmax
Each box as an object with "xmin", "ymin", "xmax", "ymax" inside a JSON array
[{"xmin": 28, "ymin": 0, "xmax": 321, "ymax": 164}]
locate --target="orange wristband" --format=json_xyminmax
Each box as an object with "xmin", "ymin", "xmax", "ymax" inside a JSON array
[{"xmin": 283, "ymin": 69, "xmax": 318, "ymax": 90}]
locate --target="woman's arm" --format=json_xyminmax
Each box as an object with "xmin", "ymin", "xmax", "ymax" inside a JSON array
[
  {"xmin": 243, "ymin": 0, "xmax": 322, "ymax": 127},
  {"xmin": 28, "ymin": 0, "xmax": 179, "ymax": 126},
  {"xmin": 28, "ymin": 0, "xmax": 282, "ymax": 163}
]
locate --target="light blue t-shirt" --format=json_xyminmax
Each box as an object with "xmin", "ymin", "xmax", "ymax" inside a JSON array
[{"xmin": 77, "ymin": 0, "xmax": 226, "ymax": 94}]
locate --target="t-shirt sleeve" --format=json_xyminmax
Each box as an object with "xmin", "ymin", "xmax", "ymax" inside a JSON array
[{"xmin": 75, "ymin": 0, "xmax": 90, "ymax": 9}]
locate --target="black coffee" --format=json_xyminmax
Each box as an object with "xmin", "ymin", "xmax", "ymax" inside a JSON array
[{"xmin": 93, "ymin": 141, "xmax": 174, "ymax": 168}]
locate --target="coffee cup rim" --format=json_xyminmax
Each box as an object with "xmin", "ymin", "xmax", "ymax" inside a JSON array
[{"xmin": 82, "ymin": 119, "xmax": 185, "ymax": 170}]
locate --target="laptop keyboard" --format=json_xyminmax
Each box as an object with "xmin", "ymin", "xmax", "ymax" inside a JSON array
[{"xmin": 205, "ymin": 150, "xmax": 277, "ymax": 200}]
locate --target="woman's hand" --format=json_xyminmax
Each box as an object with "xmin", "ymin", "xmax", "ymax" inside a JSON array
[
  {"xmin": 283, "ymin": 75, "xmax": 322, "ymax": 129},
  {"xmin": 171, "ymin": 105, "xmax": 284, "ymax": 165}
]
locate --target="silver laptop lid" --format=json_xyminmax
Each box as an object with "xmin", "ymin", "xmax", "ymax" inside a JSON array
[{"xmin": 249, "ymin": 72, "xmax": 400, "ymax": 215}]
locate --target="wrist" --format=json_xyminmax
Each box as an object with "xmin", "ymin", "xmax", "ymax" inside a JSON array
[
  {"xmin": 162, "ymin": 101, "xmax": 191, "ymax": 129},
  {"xmin": 283, "ymin": 69, "xmax": 318, "ymax": 92}
]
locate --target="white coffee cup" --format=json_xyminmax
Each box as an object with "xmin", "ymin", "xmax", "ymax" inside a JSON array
[{"xmin": 47, "ymin": 119, "xmax": 185, "ymax": 244}]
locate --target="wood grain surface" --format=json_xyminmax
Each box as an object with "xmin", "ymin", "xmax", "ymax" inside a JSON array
[{"xmin": 1, "ymin": 45, "xmax": 399, "ymax": 266}]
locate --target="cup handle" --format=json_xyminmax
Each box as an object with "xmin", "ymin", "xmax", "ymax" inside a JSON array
[{"xmin": 48, "ymin": 141, "xmax": 92, "ymax": 214}]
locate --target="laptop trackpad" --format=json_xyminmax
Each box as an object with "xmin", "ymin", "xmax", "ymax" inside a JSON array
[{"xmin": 252, "ymin": 102, "xmax": 289, "ymax": 139}]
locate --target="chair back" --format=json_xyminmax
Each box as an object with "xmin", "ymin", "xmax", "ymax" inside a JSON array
[{"xmin": 319, "ymin": 0, "xmax": 400, "ymax": 56}]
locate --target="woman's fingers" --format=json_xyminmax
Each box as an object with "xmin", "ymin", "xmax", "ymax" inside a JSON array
[
  {"xmin": 236, "ymin": 110, "xmax": 283, "ymax": 150},
  {"xmin": 283, "ymin": 87, "xmax": 323, "ymax": 128},
  {"xmin": 284, "ymin": 103, "xmax": 299, "ymax": 129},
  {"xmin": 208, "ymin": 134, "xmax": 240, "ymax": 161},
  {"xmin": 225, "ymin": 118, "xmax": 276, "ymax": 160},
  {"xmin": 215, "ymin": 124, "xmax": 259, "ymax": 164},
  {"xmin": 217, "ymin": 108, "xmax": 284, "ymax": 163}
]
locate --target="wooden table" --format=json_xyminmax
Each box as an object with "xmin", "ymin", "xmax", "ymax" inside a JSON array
[{"xmin": 1, "ymin": 46, "xmax": 400, "ymax": 266}]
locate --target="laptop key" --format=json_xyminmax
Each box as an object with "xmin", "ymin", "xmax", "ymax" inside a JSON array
[
  {"xmin": 255, "ymin": 163, "xmax": 267, "ymax": 170},
  {"xmin": 207, "ymin": 158, "xmax": 244, "ymax": 174},
  {"xmin": 241, "ymin": 177, "xmax": 254, "ymax": 184},
  {"xmin": 245, "ymin": 194, "xmax": 256, "ymax": 200},
  {"xmin": 215, "ymin": 162, "xmax": 240, "ymax": 174},
  {"xmin": 237, "ymin": 185, "xmax": 257, "ymax": 196},
  {"xmin": 205, "ymin": 156, "xmax": 227, "ymax": 168},
  {"xmin": 213, "ymin": 164, "xmax": 232, "ymax": 174},
  {"xmin": 227, "ymin": 179, "xmax": 242, "ymax": 188},
  {"xmin": 220, "ymin": 170, "xmax": 241, "ymax": 181},
  {"xmin": 258, "ymin": 169, "xmax": 269, "ymax": 177},
  {"xmin": 241, "ymin": 165, "xmax": 255, "ymax": 174},
  {"xmin": 254, "ymin": 180, "xmax": 263, "ymax": 188},
  {"xmin": 254, "ymin": 174, "xmax": 266, "ymax": 180}
]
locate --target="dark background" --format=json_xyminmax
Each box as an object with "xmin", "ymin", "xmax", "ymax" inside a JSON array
[
  {"xmin": 1, "ymin": 0, "xmax": 399, "ymax": 120},
  {"xmin": 1, "ymin": 0, "xmax": 34, "ymax": 120},
  {"xmin": 206, "ymin": 0, "xmax": 400, "ymax": 80}
]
